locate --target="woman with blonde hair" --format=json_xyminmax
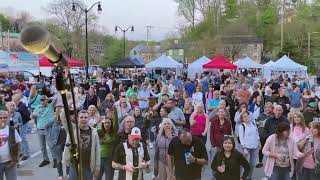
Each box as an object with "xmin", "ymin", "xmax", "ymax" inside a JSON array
[
  {"xmin": 87, "ymin": 105, "xmax": 101, "ymax": 128},
  {"xmin": 289, "ymin": 112, "xmax": 310, "ymax": 179},
  {"xmin": 290, "ymin": 112, "xmax": 309, "ymax": 143},
  {"xmin": 238, "ymin": 111, "xmax": 260, "ymax": 180},
  {"xmin": 190, "ymin": 103, "xmax": 209, "ymax": 144},
  {"xmin": 154, "ymin": 118, "xmax": 178, "ymax": 180},
  {"xmin": 297, "ymin": 122, "xmax": 320, "ymax": 180}
]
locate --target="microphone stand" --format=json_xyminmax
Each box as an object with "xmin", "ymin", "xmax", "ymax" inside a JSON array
[{"xmin": 55, "ymin": 65, "xmax": 82, "ymax": 180}]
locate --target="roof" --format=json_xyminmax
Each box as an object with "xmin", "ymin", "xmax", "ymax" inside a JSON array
[
  {"xmin": 165, "ymin": 44, "xmax": 188, "ymax": 50},
  {"xmin": 111, "ymin": 58, "xmax": 145, "ymax": 68},
  {"xmin": 130, "ymin": 44, "xmax": 164, "ymax": 54},
  {"xmin": 216, "ymin": 36, "xmax": 263, "ymax": 44}
]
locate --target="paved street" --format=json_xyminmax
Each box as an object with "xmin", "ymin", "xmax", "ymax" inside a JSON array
[{"xmin": 18, "ymin": 126, "xmax": 266, "ymax": 180}]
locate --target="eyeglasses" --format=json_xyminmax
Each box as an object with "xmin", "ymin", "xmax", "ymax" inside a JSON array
[{"xmin": 0, "ymin": 117, "xmax": 8, "ymax": 119}]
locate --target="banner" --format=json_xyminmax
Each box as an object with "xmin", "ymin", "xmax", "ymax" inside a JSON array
[{"xmin": 0, "ymin": 51, "xmax": 39, "ymax": 71}]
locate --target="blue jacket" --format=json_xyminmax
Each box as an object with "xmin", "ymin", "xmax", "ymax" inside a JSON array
[{"xmin": 248, "ymin": 103, "xmax": 264, "ymax": 114}]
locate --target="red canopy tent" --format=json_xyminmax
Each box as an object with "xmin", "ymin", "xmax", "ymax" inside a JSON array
[
  {"xmin": 202, "ymin": 54, "xmax": 237, "ymax": 69},
  {"xmin": 39, "ymin": 56, "xmax": 85, "ymax": 67}
]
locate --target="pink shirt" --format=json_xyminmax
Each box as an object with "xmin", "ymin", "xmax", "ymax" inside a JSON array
[
  {"xmin": 190, "ymin": 114, "xmax": 206, "ymax": 136},
  {"xmin": 262, "ymin": 134, "xmax": 305, "ymax": 178},
  {"xmin": 290, "ymin": 125, "xmax": 309, "ymax": 143},
  {"xmin": 290, "ymin": 125, "xmax": 310, "ymax": 159},
  {"xmin": 303, "ymin": 139, "xmax": 320, "ymax": 169}
]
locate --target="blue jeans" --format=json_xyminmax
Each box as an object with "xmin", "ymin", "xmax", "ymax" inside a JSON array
[
  {"xmin": 246, "ymin": 148, "xmax": 258, "ymax": 178},
  {"xmin": 19, "ymin": 123, "xmax": 31, "ymax": 156},
  {"xmin": 269, "ymin": 166, "xmax": 290, "ymax": 180},
  {"xmin": 0, "ymin": 161, "xmax": 17, "ymax": 180},
  {"xmin": 97, "ymin": 157, "xmax": 113, "ymax": 180},
  {"xmin": 37, "ymin": 129, "xmax": 54, "ymax": 161},
  {"xmin": 53, "ymin": 144, "xmax": 69, "ymax": 177},
  {"xmin": 300, "ymin": 167, "xmax": 320, "ymax": 180},
  {"xmin": 69, "ymin": 165, "xmax": 93, "ymax": 180}
]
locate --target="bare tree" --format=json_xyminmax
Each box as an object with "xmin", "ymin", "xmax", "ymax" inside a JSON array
[
  {"xmin": 175, "ymin": 0, "xmax": 197, "ymax": 27},
  {"xmin": 44, "ymin": 0, "xmax": 97, "ymax": 58}
]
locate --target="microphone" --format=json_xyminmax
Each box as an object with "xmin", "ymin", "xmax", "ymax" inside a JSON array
[
  {"xmin": 20, "ymin": 25, "xmax": 68, "ymax": 67},
  {"xmin": 21, "ymin": 25, "xmax": 69, "ymax": 91}
]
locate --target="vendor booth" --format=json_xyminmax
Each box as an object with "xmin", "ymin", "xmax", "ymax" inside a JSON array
[
  {"xmin": 234, "ymin": 57, "xmax": 262, "ymax": 69},
  {"xmin": 145, "ymin": 55, "xmax": 183, "ymax": 75},
  {"xmin": 263, "ymin": 55, "xmax": 307, "ymax": 82},
  {"xmin": 187, "ymin": 56, "xmax": 210, "ymax": 79},
  {"xmin": 203, "ymin": 54, "xmax": 237, "ymax": 70}
]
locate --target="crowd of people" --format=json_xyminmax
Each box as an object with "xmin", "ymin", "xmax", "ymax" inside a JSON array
[{"xmin": 0, "ymin": 69, "xmax": 320, "ymax": 180}]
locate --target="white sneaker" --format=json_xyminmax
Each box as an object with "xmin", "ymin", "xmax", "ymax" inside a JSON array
[
  {"xmin": 149, "ymin": 142, "xmax": 153, "ymax": 149},
  {"xmin": 58, "ymin": 177, "xmax": 63, "ymax": 180}
]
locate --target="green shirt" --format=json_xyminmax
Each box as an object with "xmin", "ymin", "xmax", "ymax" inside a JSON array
[
  {"xmin": 0, "ymin": 101, "xmax": 7, "ymax": 111},
  {"xmin": 127, "ymin": 88, "xmax": 138, "ymax": 99},
  {"xmin": 98, "ymin": 132, "xmax": 115, "ymax": 158},
  {"xmin": 96, "ymin": 110, "xmax": 119, "ymax": 158}
]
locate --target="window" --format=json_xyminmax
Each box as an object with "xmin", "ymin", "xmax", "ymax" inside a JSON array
[
  {"xmin": 169, "ymin": 50, "xmax": 173, "ymax": 55},
  {"xmin": 179, "ymin": 49, "xmax": 184, "ymax": 56}
]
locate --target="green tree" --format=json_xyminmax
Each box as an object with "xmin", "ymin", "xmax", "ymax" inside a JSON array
[
  {"xmin": 0, "ymin": 14, "xmax": 10, "ymax": 31},
  {"xmin": 225, "ymin": 0, "xmax": 238, "ymax": 19}
]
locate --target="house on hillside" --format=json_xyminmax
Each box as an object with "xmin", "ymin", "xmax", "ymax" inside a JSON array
[
  {"xmin": 129, "ymin": 44, "xmax": 163, "ymax": 63},
  {"xmin": 215, "ymin": 35, "xmax": 263, "ymax": 62},
  {"xmin": 164, "ymin": 42, "xmax": 187, "ymax": 63}
]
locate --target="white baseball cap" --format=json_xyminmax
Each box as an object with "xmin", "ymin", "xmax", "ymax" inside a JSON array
[{"xmin": 129, "ymin": 127, "xmax": 141, "ymax": 139}]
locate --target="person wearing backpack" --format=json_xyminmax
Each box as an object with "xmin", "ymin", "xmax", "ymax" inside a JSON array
[{"xmin": 238, "ymin": 111, "xmax": 260, "ymax": 180}]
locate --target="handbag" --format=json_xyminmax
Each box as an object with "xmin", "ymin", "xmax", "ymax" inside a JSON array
[{"xmin": 311, "ymin": 142, "xmax": 320, "ymax": 175}]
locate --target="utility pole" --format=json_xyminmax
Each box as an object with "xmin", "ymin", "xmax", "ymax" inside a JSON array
[
  {"xmin": 146, "ymin": 26, "xmax": 153, "ymax": 62},
  {"xmin": 0, "ymin": 24, "xmax": 3, "ymax": 50},
  {"xmin": 308, "ymin": 32, "xmax": 320, "ymax": 58},
  {"xmin": 281, "ymin": 0, "xmax": 284, "ymax": 51}
]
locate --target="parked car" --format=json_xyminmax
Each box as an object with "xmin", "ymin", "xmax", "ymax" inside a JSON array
[{"xmin": 70, "ymin": 67, "xmax": 85, "ymax": 74}]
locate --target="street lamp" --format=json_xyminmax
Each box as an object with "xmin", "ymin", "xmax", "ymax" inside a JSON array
[
  {"xmin": 308, "ymin": 32, "xmax": 320, "ymax": 58},
  {"xmin": 115, "ymin": 26, "xmax": 134, "ymax": 59},
  {"xmin": 72, "ymin": 1, "xmax": 101, "ymax": 79}
]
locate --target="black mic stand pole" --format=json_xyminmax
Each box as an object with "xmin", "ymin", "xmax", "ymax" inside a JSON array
[
  {"xmin": 68, "ymin": 73, "xmax": 83, "ymax": 180},
  {"xmin": 55, "ymin": 65, "xmax": 82, "ymax": 180}
]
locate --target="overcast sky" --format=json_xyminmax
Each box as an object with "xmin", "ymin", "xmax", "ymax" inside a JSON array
[{"xmin": 0, "ymin": 0, "xmax": 183, "ymax": 41}]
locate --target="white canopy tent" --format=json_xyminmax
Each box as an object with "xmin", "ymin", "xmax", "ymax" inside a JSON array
[
  {"xmin": 262, "ymin": 60, "xmax": 274, "ymax": 82},
  {"xmin": 187, "ymin": 56, "xmax": 210, "ymax": 79},
  {"xmin": 263, "ymin": 55, "xmax": 308, "ymax": 82},
  {"xmin": 145, "ymin": 55, "xmax": 183, "ymax": 75},
  {"xmin": 234, "ymin": 57, "xmax": 263, "ymax": 69},
  {"xmin": 263, "ymin": 60, "xmax": 274, "ymax": 68}
]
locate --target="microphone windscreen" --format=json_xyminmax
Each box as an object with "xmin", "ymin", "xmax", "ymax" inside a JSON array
[{"xmin": 20, "ymin": 26, "xmax": 50, "ymax": 54}]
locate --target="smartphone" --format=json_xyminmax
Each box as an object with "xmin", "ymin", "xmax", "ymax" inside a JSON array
[{"xmin": 184, "ymin": 152, "xmax": 192, "ymax": 165}]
